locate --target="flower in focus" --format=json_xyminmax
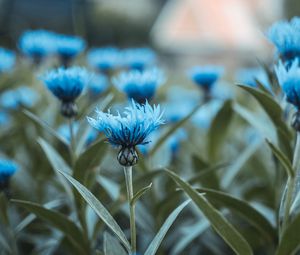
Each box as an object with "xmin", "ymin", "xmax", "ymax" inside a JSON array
[
  {"xmin": 18, "ymin": 30, "xmax": 56, "ymax": 62},
  {"xmin": 88, "ymin": 100, "xmax": 164, "ymax": 166},
  {"xmin": 87, "ymin": 47, "xmax": 120, "ymax": 72},
  {"xmin": 41, "ymin": 66, "xmax": 91, "ymax": 117},
  {"xmin": 113, "ymin": 68, "xmax": 165, "ymax": 104},
  {"xmin": 121, "ymin": 48, "xmax": 156, "ymax": 70},
  {"xmin": 54, "ymin": 34, "xmax": 86, "ymax": 65},
  {"xmin": 267, "ymin": 17, "xmax": 300, "ymax": 63},
  {"xmin": 188, "ymin": 66, "xmax": 224, "ymax": 93},
  {"xmin": 0, "ymin": 159, "xmax": 18, "ymax": 184},
  {"xmin": 275, "ymin": 60, "xmax": 300, "ymax": 108},
  {"xmin": 0, "ymin": 48, "xmax": 16, "ymax": 73},
  {"xmin": 88, "ymin": 73, "xmax": 109, "ymax": 97},
  {"xmin": 0, "ymin": 86, "xmax": 39, "ymax": 110}
]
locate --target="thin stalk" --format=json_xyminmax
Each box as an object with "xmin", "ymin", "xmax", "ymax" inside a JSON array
[
  {"xmin": 68, "ymin": 118, "xmax": 76, "ymax": 167},
  {"xmin": 124, "ymin": 166, "xmax": 136, "ymax": 253},
  {"xmin": 282, "ymin": 133, "xmax": 300, "ymax": 233}
]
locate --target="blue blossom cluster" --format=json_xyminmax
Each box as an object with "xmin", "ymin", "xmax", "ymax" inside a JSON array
[
  {"xmin": 41, "ymin": 66, "xmax": 90, "ymax": 103},
  {"xmin": 0, "ymin": 159, "xmax": 18, "ymax": 182},
  {"xmin": 0, "ymin": 86, "xmax": 39, "ymax": 110},
  {"xmin": 188, "ymin": 65, "xmax": 224, "ymax": 91},
  {"xmin": 113, "ymin": 68, "xmax": 165, "ymax": 103},
  {"xmin": 19, "ymin": 30, "xmax": 85, "ymax": 63},
  {"xmin": 87, "ymin": 47, "xmax": 120, "ymax": 72},
  {"xmin": 0, "ymin": 47, "xmax": 16, "ymax": 72},
  {"xmin": 267, "ymin": 17, "xmax": 300, "ymax": 63},
  {"xmin": 121, "ymin": 48, "xmax": 156, "ymax": 70},
  {"xmin": 88, "ymin": 100, "xmax": 164, "ymax": 148},
  {"xmin": 275, "ymin": 60, "xmax": 300, "ymax": 108}
]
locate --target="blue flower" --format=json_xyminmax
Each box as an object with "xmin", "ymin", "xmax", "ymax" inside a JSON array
[
  {"xmin": 54, "ymin": 34, "xmax": 86, "ymax": 60},
  {"xmin": 275, "ymin": 60, "xmax": 300, "ymax": 108},
  {"xmin": 188, "ymin": 66, "xmax": 224, "ymax": 90},
  {"xmin": 113, "ymin": 68, "xmax": 165, "ymax": 104},
  {"xmin": 267, "ymin": 17, "xmax": 300, "ymax": 62},
  {"xmin": 0, "ymin": 86, "xmax": 39, "ymax": 110},
  {"xmin": 0, "ymin": 159, "xmax": 18, "ymax": 182},
  {"xmin": 88, "ymin": 100, "xmax": 164, "ymax": 166},
  {"xmin": 87, "ymin": 47, "xmax": 120, "ymax": 72},
  {"xmin": 41, "ymin": 66, "xmax": 90, "ymax": 102},
  {"xmin": 18, "ymin": 30, "xmax": 56, "ymax": 59},
  {"xmin": 88, "ymin": 73, "xmax": 109, "ymax": 96},
  {"xmin": 121, "ymin": 48, "xmax": 156, "ymax": 70},
  {"xmin": 0, "ymin": 48, "xmax": 15, "ymax": 72},
  {"xmin": 0, "ymin": 111, "xmax": 10, "ymax": 126}
]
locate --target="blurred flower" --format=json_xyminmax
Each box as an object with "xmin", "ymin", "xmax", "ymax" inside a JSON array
[
  {"xmin": 87, "ymin": 47, "xmax": 120, "ymax": 72},
  {"xmin": 41, "ymin": 66, "xmax": 91, "ymax": 117},
  {"xmin": 167, "ymin": 128, "xmax": 187, "ymax": 155},
  {"xmin": 0, "ymin": 48, "xmax": 16, "ymax": 72},
  {"xmin": 267, "ymin": 17, "xmax": 300, "ymax": 63},
  {"xmin": 88, "ymin": 100, "xmax": 164, "ymax": 166},
  {"xmin": 0, "ymin": 86, "xmax": 39, "ymax": 110},
  {"xmin": 121, "ymin": 48, "xmax": 156, "ymax": 70},
  {"xmin": 275, "ymin": 60, "xmax": 300, "ymax": 108},
  {"xmin": 0, "ymin": 159, "xmax": 18, "ymax": 183},
  {"xmin": 188, "ymin": 66, "xmax": 224, "ymax": 91},
  {"xmin": 54, "ymin": 34, "xmax": 85, "ymax": 59},
  {"xmin": 88, "ymin": 73, "xmax": 109, "ymax": 96},
  {"xmin": 18, "ymin": 30, "xmax": 56, "ymax": 61},
  {"xmin": 113, "ymin": 68, "xmax": 165, "ymax": 104},
  {"xmin": 235, "ymin": 68, "xmax": 270, "ymax": 90},
  {"xmin": 0, "ymin": 111, "xmax": 10, "ymax": 126}
]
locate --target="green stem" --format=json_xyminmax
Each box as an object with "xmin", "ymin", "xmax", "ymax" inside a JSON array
[
  {"xmin": 282, "ymin": 133, "xmax": 300, "ymax": 232},
  {"xmin": 68, "ymin": 118, "xmax": 76, "ymax": 168},
  {"xmin": 124, "ymin": 166, "xmax": 136, "ymax": 253}
]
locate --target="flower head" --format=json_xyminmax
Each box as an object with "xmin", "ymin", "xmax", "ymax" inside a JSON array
[
  {"xmin": 54, "ymin": 34, "xmax": 86, "ymax": 60},
  {"xmin": 121, "ymin": 48, "xmax": 156, "ymax": 70},
  {"xmin": 0, "ymin": 159, "xmax": 18, "ymax": 183},
  {"xmin": 267, "ymin": 17, "xmax": 300, "ymax": 62},
  {"xmin": 0, "ymin": 86, "xmax": 39, "ymax": 110},
  {"xmin": 88, "ymin": 100, "xmax": 164, "ymax": 166},
  {"xmin": 87, "ymin": 47, "xmax": 120, "ymax": 72},
  {"xmin": 275, "ymin": 60, "xmax": 300, "ymax": 108},
  {"xmin": 188, "ymin": 65, "xmax": 224, "ymax": 90},
  {"xmin": 18, "ymin": 30, "xmax": 56, "ymax": 60},
  {"xmin": 0, "ymin": 48, "xmax": 15, "ymax": 72},
  {"xmin": 113, "ymin": 68, "xmax": 165, "ymax": 104},
  {"xmin": 88, "ymin": 73, "xmax": 109, "ymax": 96}
]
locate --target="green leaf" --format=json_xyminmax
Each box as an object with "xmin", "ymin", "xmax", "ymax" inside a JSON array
[
  {"xmin": 196, "ymin": 188, "xmax": 276, "ymax": 242},
  {"xmin": 221, "ymin": 139, "xmax": 261, "ymax": 188},
  {"xmin": 208, "ymin": 100, "xmax": 234, "ymax": 161},
  {"xmin": 57, "ymin": 169, "xmax": 131, "ymax": 252},
  {"xmin": 23, "ymin": 110, "xmax": 68, "ymax": 146},
  {"xmin": 166, "ymin": 169, "xmax": 253, "ymax": 255},
  {"xmin": 11, "ymin": 199, "xmax": 88, "ymax": 254},
  {"xmin": 130, "ymin": 183, "xmax": 152, "ymax": 206},
  {"xmin": 74, "ymin": 138, "xmax": 108, "ymax": 183},
  {"xmin": 266, "ymin": 139, "xmax": 294, "ymax": 178},
  {"xmin": 149, "ymin": 104, "xmax": 201, "ymax": 156},
  {"xmin": 144, "ymin": 200, "xmax": 190, "ymax": 255},
  {"xmin": 38, "ymin": 138, "xmax": 73, "ymax": 197},
  {"xmin": 104, "ymin": 232, "xmax": 127, "ymax": 255},
  {"xmin": 276, "ymin": 212, "xmax": 300, "ymax": 255}
]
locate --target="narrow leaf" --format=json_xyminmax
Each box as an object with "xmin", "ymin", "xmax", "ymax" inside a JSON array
[
  {"xmin": 104, "ymin": 232, "xmax": 127, "ymax": 255},
  {"xmin": 57, "ymin": 169, "xmax": 131, "ymax": 252},
  {"xmin": 166, "ymin": 169, "xmax": 253, "ymax": 255},
  {"xmin": 130, "ymin": 183, "xmax": 152, "ymax": 206},
  {"xmin": 144, "ymin": 200, "xmax": 190, "ymax": 255}
]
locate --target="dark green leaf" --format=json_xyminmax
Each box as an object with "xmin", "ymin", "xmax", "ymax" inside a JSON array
[
  {"xmin": 166, "ymin": 169, "xmax": 253, "ymax": 255},
  {"xmin": 144, "ymin": 200, "xmax": 190, "ymax": 255},
  {"xmin": 104, "ymin": 232, "xmax": 127, "ymax": 255},
  {"xmin": 57, "ymin": 169, "xmax": 131, "ymax": 252}
]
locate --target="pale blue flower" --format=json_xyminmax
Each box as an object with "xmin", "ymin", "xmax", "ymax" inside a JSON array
[
  {"xmin": 18, "ymin": 30, "xmax": 56, "ymax": 59},
  {"xmin": 0, "ymin": 48, "xmax": 15, "ymax": 72},
  {"xmin": 54, "ymin": 34, "xmax": 86, "ymax": 59},
  {"xmin": 88, "ymin": 73, "xmax": 109, "ymax": 96},
  {"xmin": 0, "ymin": 159, "xmax": 18, "ymax": 182},
  {"xmin": 41, "ymin": 66, "xmax": 90, "ymax": 102},
  {"xmin": 88, "ymin": 100, "xmax": 164, "ymax": 148},
  {"xmin": 121, "ymin": 48, "xmax": 156, "ymax": 70},
  {"xmin": 87, "ymin": 47, "xmax": 120, "ymax": 71},
  {"xmin": 113, "ymin": 68, "xmax": 165, "ymax": 104}
]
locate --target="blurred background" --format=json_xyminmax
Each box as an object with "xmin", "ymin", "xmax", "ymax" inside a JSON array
[{"xmin": 0, "ymin": 0, "xmax": 299, "ymax": 69}]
